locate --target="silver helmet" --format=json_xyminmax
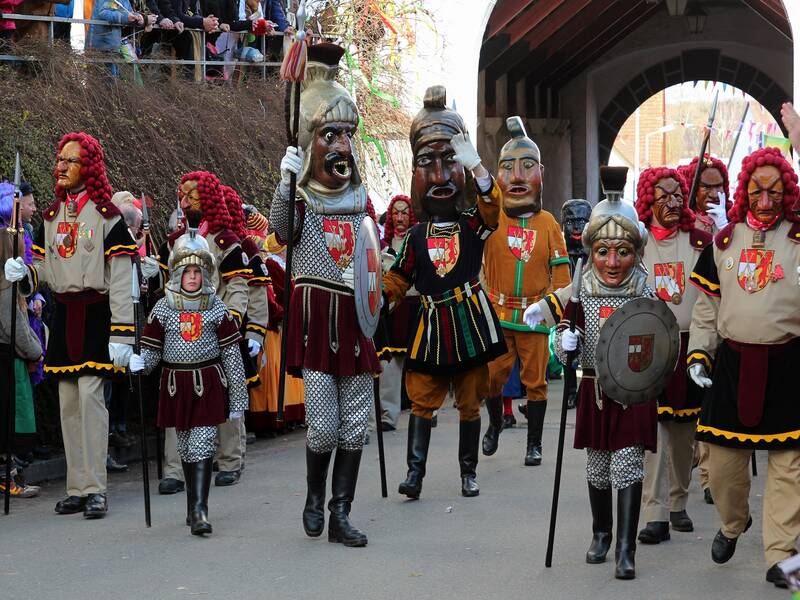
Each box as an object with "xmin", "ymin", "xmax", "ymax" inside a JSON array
[
  {"xmin": 582, "ymin": 166, "xmax": 648, "ymax": 255},
  {"xmin": 165, "ymin": 231, "xmax": 216, "ymax": 307}
]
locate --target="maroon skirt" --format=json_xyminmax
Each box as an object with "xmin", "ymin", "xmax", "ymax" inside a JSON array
[
  {"xmin": 286, "ymin": 280, "xmax": 381, "ymax": 377},
  {"xmin": 573, "ymin": 371, "xmax": 657, "ymax": 453},
  {"xmin": 157, "ymin": 361, "xmax": 228, "ymax": 430}
]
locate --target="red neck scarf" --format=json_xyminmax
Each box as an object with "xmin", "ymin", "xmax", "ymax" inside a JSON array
[
  {"xmin": 746, "ymin": 211, "xmax": 781, "ymax": 231},
  {"xmin": 649, "ymin": 224, "xmax": 678, "ymax": 241}
]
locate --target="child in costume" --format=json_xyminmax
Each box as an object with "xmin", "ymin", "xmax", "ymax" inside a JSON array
[{"xmin": 129, "ymin": 231, "xmax": 247, "ymax": 536}]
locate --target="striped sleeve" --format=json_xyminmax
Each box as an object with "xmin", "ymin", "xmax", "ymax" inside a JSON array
[{"xmin": 689, "ymin": 245, "xmax": 720, "ymax": 297}]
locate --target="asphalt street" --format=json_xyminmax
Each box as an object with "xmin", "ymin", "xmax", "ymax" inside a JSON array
[{"xmin": 0, "ymin": 380, "xmax": 788, "ymax": 600}]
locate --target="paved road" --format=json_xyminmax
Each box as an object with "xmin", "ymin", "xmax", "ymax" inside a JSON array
[{"xmin": 1, "ymin": 381, "xmax": 787, "ymax": 600}]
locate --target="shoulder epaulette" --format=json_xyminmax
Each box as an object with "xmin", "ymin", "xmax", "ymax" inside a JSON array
[
  {"xmin": 43, "ymin": 199, "xmax": 61, "ymax": 222},
  {"xmin": 788, "ymin": 221, "xmax": 800, "ymax": 244},
  {"xmin": 689, "ymin": 227, "xmax": 712, "ymax": 251},
  {"xmin": 214, "ymin": 229, "xmax": 240, "ymax": 250},
  {"xmin": 240, "ymin": 237, "xmax": 260, "ymax": 259},
  {"xmin": 95, "ymin": 200, "xmax": 121, "ymax": 219},
  {"xmin": 714, "ymin": 222, "xmax": 736, "ymax": 250}
]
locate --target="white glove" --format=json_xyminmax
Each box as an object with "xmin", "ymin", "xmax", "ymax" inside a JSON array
[
  {"xmin": 523, "ymin": 303, "xmax": 544, "ymax": 329},
  {"xmin": 280, "ymin": 146, "xmax": 304, "ymax": 186},
  {"xmin": 229, "ymin": 411, "xmax": 243, "ymax": 420},
  {"xmin": 4, "ymin": 257, "xmax": 26, "ymax": 283},
  {"xmin": 140, "ymin": 256, "xmax": 160, "ymax": 279},
  {"xmin": 128, "ymin": 353, "xmax": 145, "ymax": 373},
  {"xmin": 247, "ymin": 339, "xmax": 261, "ymax": 358},
  {"xmin": 561, "ymin": 329, "xmax": 579, "ymax": 352},
  {"xmin": 450, "ymin": 132, "xmax": 482, "ymax": 172},
  {"xmin": 688, "ymin": 363, "xmax": 713, "ymax": 388},
  {"xmin": 707, "ymin": 197, "xmax": 728, "ymax": 230},
  {"xmin": 108, "ymin": 343, "xmax": 133, "ymax": 368}
]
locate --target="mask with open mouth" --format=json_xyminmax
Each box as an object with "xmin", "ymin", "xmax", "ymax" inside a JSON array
[
  {"xmin": 420, "ymin": 180, "xmax": 460, "ymax": 221},
  {"xmin": 561, "ymin": 199, "xmax": 591, "ymax": 257},
  {"xmin": 497, "ymin": 117, "xmax": 543, "ymax": 218},
  {"xmin": 324, "ymin": 152, "xmax": 354, "ymax": 184}
]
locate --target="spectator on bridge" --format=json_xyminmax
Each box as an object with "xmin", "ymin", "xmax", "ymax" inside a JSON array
[
  {"xmin": 156, "ymin": 0, "xmax": 218, "ymax": 77},
  {"xmin": 53, "ymin": 0, "xmax": 74, "ymax": 40},
  {"xmin": 0, "ymin": 0, "xmax": 24, "ymax": 42},
  {"xmin": 87, "ymin": 0, "xmax": 144, "ymax": 75}
]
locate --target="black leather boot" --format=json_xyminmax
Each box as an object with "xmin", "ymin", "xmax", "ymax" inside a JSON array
[
  {"xmin": 615, "ymin": 482, "xmax": 642, "ymax": 580},
  {"xmin": 482, "ymin": 396, "xmax": 504, "ymax": 456},
  {"xmin": 190, "ymin": 458, "xmax": 213, "ymax": 536},
  {"xmin": 459, "ymin": 419, "xmax": 481, "ymax": 497},
  {"xmin": 182, "ymin": 461, "xmax": 195, "ymax": 526},
  {"xmin": 328, "ymin": 449, "xmax": 368, "ymax": 547},
  {"xmin": 524, "ymin": 401, "xmax": 546, "ymax": 466},
  {"xmin": 586, "ymin": 483, "xmax": 613, "ymax": 564},
  {"xmin": 303, "ymin": 446, "xmax": 332, "ymax": 537},
  {"xmin": 398, "ymin": 415, "xmax": 432, "ymax": 499}
]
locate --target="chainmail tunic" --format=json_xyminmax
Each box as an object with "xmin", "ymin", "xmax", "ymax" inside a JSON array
[{"xmin": 141, "ymin": 296, "xmax": 248, "ymax": 461}]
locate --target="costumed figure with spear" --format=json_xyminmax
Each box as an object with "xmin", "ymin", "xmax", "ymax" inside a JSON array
[
  {"xmin": 5, "ymin": 133, "xmax": 138, "ymax": 520},
  {"xmin": 129, "ymin": 231, "xmax": 248, "ymax": 536},
  {"xmin": 526, "ymin": 167, "xmax": 679, "ymax": 580},
  {"xmin": 1, "ymin": 156, "xmax": 44, "ymax": 511},
  {"xmin": 270, "ymin": 23, "xmax": 382, "ymax": 546}
]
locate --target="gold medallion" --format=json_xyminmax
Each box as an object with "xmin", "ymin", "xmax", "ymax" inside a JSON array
[
  {"xmin": 66, "ymin": 200, "xmax": 78, "ymax": 218},
  {"xmin": 63, "ymin": 234, "xmax": 73, "ymax": 248},
  {"xmin": 671, "ymin": 293, "xmax": 682, "ymax": 305}
]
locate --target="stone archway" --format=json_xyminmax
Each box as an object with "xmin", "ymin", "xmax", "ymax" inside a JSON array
[{"xmin": 598, "ymin": 48, "xmax": 789, "ymax": 166}]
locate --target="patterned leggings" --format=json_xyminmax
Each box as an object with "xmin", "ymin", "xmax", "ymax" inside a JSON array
[
  {"xmin": 302, "ymin": 369, "xmax": 373, "ymax": 453},
  {"xmin": 586, "ymin": 446, "xmax": 645, "ymax": 490},
  {"xmin": 176, "ymin": 426, "xmax": 218, "ymax": 462}
]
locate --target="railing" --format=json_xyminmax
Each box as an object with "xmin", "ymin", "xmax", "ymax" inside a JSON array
[{"xmin": 0, "ymin": 13, "xmax": 294, "ymax": 80}]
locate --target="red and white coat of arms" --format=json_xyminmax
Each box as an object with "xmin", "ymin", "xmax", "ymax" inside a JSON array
[
  {"xmin": 628, "ymin": 334, "xmax": 654, "ymax": 372},
  {"xmin": 428, "ymin": 235, "xmax": 460, "ymax": 277},
  {"xmin": 653, "ymin": 262, "xmax": 685, "ymax": 303},
  {"xmin": 507, "ymin": 225, "xmax": 537, "ymax": 262},
  {"xmin": 179, "ymin": 312, "xmax": 203, "ymax": 342},
  {"xmin": 737, "ymin": 248, "xmax": 775, "ymax": 293},
  {"xmin": 323, "ymin": 219, "xmax": 356, "ymax": 269}
]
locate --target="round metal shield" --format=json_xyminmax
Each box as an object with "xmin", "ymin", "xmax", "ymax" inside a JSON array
[
  {"xmin": 353, "ymin": 216, "xmax": 383, "ymax": 338},
  {"xmin": 594, "ymin": 297, "xmax": 680, "ymax": 406}
]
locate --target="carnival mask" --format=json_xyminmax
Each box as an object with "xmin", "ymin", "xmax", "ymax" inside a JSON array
[
  {"xmin": 55, "ymin": 141, "xmax": 84, "ymax": 193},
  {"xmin": 747, "ymin": 165, "xmax": 783, "ymax": 225},
  {"xmin": 561, "ymin": 200, "xmax": 591, "ymax": 256},
  {"xmin": 592, "ymin": 239, "xmax": 636, "ymax": 287},
  {"xmin": 391, "ymin": 200, "xmax": 411, "ymax": 234},
  {"xmin": 179, "ymin": 180, "xmax": 201, "ymax": 212},
  {"xmin": 497, "ymin": 147, "xmax": 542, "ymax": 217},
  {"xmin": 412, "ymin": 140, "xmax": 464, "ymax": 222},
  {"xmin": 696, "ymin": 167, "xmax": 724, "ymax": 214},
  {"xmin": 652, "ymin": 177, "xmax": 683, "ymax": 229},
  {"xmin": 311, "ymin": 122, "xmax": 356, "ymax": 189}
]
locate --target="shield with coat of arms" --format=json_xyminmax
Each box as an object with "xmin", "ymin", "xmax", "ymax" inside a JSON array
[
  {"xmin": 507, "ymin": 225, "xmax": 537, "ymax": 262},
  {"xmin": 180, "ymin": 312, "xmax": 203, "ymax": 342},
  {"xmin": 427, "ymin": 235, "xmax": 460, "ymax": 277},
  {"xmin": 595, "ymin": 297, "xmax": 680, "ymax": 406},
  {"xmin": 353, "ymin": 216, "xmax": 382, "ymax": 338},
  {"xmin": 323, "ymin": 218, "xmax": 356, "ymax": 269},
  {"xmin": 737, "ymin": 248, "xmax": 774, "ymax": 293}
]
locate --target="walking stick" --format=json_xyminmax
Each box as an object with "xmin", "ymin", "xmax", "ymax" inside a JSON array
[
  {"xmin": 276, "ymin": 0, "xmax": 307, "ymax": 422},
  {"xmin": 373, "ymin": 376, "xmax": 387, "ymax": 498},
  {"xmin": 139, "ymin": 194, "xmax": 163, "ymax": 480},
  {"xmin": 751, "ymin": 451, "xmax": 758, "ymax": 477},
  {"xmin": 130, "ymin": 264, "xmax": 151, "ymax": 527},
  {"xmin": 4, "ymin": 153, "xmax": 21, "ymax": 515},
  {"xmin": 545, "ymin": 257, "xmax": 583, "ymax": 568}
]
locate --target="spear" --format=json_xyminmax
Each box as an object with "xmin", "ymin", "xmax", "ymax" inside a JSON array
[
  {"xmin": 140, "ymin": 193, "xmax": 162, "ymax": 480},
  {"xmin": 130, "ymin": 265, "xmax": 151, "ymax": 527},
  {"xmin": 3, "ymin": 153, "xmax": 21, "ymax": 515},
  {"xmin": 688, "ymin": 91, "xmax": 719, "ymax": 211},
  {"xmin": 276, "ymin": 0, "xmax": 307, "ymax": 422},
  {"xmin": 545, "ymin": 257, "xmax": 583, "ymax": 567}
]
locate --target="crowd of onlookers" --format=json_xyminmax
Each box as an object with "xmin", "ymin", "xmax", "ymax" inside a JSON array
[{"xmin": 1, "ymin": 0, "xmax": 297, "ymax": 78}]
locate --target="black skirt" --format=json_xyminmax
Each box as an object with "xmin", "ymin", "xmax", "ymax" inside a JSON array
[{"xmin": 696, "ymin": 338, "xmax": 800, "ymax": 450}]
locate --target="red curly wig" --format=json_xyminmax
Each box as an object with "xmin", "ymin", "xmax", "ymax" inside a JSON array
[
  {"xmin": 729, "ymin": 147, "xmax": 800, "ymax": 224},
  {"xmin": 180, "ymin": 171, "xmax": 231, "ymax": 233},
  {"xmin": 382, "ymin": 194, "xmax": 417, "ymax": 245},
  {"xmin": 221, "ymin": 184, "xmax": 247, "ymax": 239},
  {"xmin": 54, "ymin": 132, "xmax": 112, "ymax": 204},
  {"xmin": 683, "ymin": 154, "xmax": 730, "ymax": 211},
  {"xmin": 635, "ymin": 166, "xmax": 694, "ymax": 232}
]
